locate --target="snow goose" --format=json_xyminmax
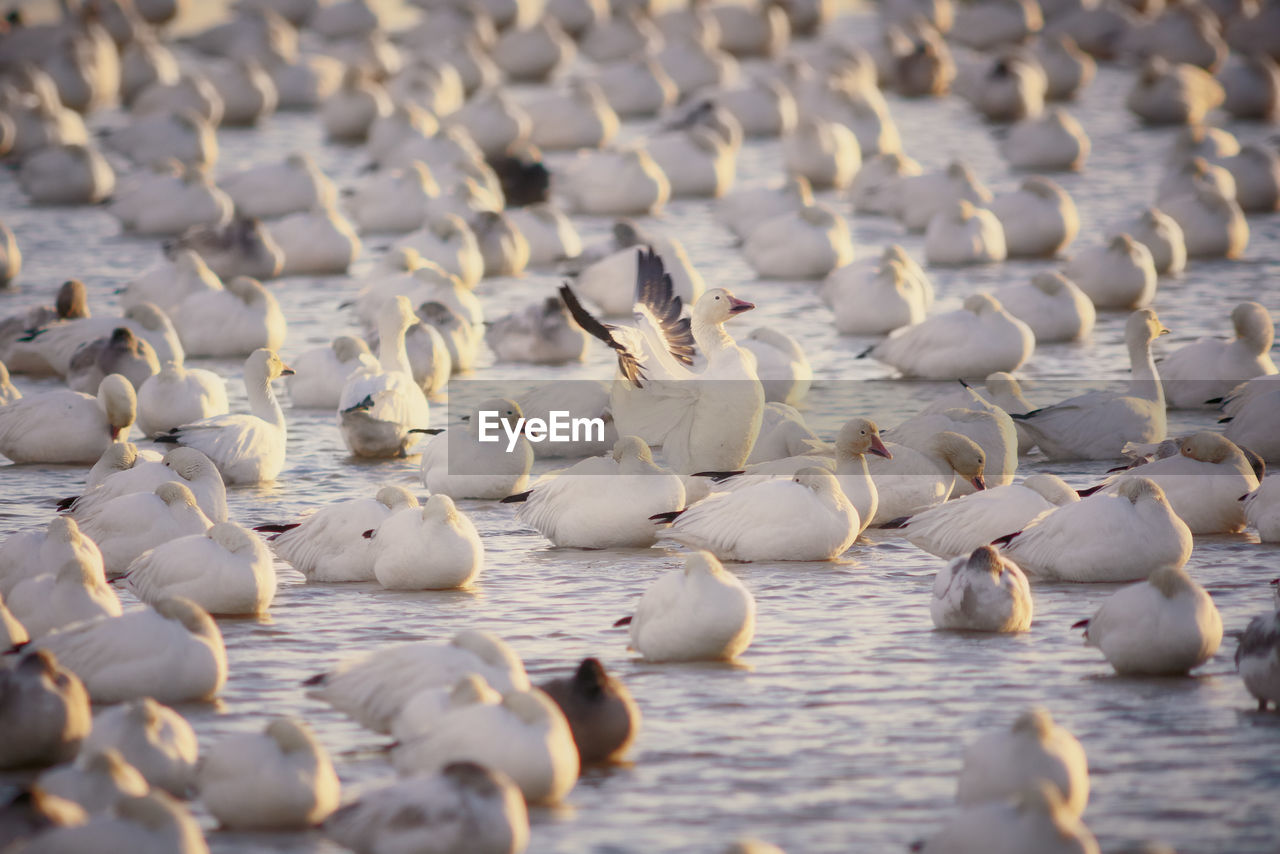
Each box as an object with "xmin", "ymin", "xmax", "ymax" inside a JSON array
[
  {"xmin": 931, "ymin": 545, "xmax": 1032, "ymax": 632},
  {"xmin": 924, "ymin": 200, "xmax": 1007, "ymax": 266},
  {"xmin": 966, "ymin": 54, "xmax": 1047, "ymax": 122},
  {"xmin": 1244, "ymin": 480, "xmax": 1280, "ymax": 543},
  {"xmin": 564, "ymin": 251, "xmax": 764, "ymax": 473},
  {"xmin": 866, "ymin": 431, "xmax": 988, "ymax": 525},
  {"xmin": 903, "ymin": 474, "xmax": 1078, "ymax": 558},
  {"xmin": 120, "ymin": 32, "xmax": 181, "ymax": 105},
  {"xmin": 916, "ymin": 781, "xmax": 1098, "ymax": 854},
  {"xmin": 618, "ymin": 550, "xmax": 755, "ymax": 661},
  {"xmin": 556, "ymin": 147, "xmax": 670, "ymax": 216},
  {"xmin": 391, "ymin": 682, "xmax": 578, "ymax": 806},
  {"xmin": 1219, "ymin": 54, "xmax": 1280, "ymax": 120},
  {"xmin": 993, "ymin": 271, "xmax": 1095, "ymax": 343},
  {"xmin": 1014, "ymin": 309, "xmax": 1168, "ymax": 459},
  {"xmin": 346, "ymin": 163, "xmax": 436, "ymax": 235},
  {"xmin": 1167, "ymin": 123, "xmax": 1239, "ymax": 164},
  {"xmin": 136, "ymin": 363, "xmax": 228, "ymax": 438},
  {"xmin": 258, "ymin": 486, "xmax": 417, "ymax": 583},
  {"xmin": 828, "ymin": 257, "xmax": 928, "ymax": 336},
  {"xmin": 713, "ymin": 2, "xmax": 790, "ymax": 56},
  {"xmin": 82, "ymin": 444, "xmax": 164, "ymax": 491},
  {"xmin": 305, "ymin": 629, "xmax": 530, "ymax": 734},
  {"xmin": 864, "ymin": 294, "xmax": 1033, "ymax": 380},
  {"xmin": 78, "ymin": 483, "xmax": 213, "ymax": 577},
  {"xmin": 570, "ymin": 231, "xmax": 705, "ymax": 315},
  {"xmin": 594, "ymin": 56, "xmax": 678, "ymax": 119},
  {"xmin": 526, "ymin": 81, "xmax": 618, "ymax": 151},
  {"xmin": 1156, "ymin": 155, "xmax": 1236, "ymax": 207},
  {"xmin": 120, "ymin": 251, "xmax": 222, "ymax": 315},
  {"xmin": 165, "ymin": 216, "xmax": 285, "ymax": 281},
  {"xmin": 743, "ymin": 202, "xmax": 853, "ymax": 279},
  {"xmin": 27, "ymin": 597, "xmax": 227, "ymax": 704},
  {"xmin": 1236, "ymin": 582, "xmax": 1280, "ymax": 708},
  {"xmin": 0, "ymin": 280, "xmax": 89, "ymax": 373},
  {"xmin": 131, "ymin": 70, "xmax": 223, "ymax": 125},
  {"xmin": 716, "ymin": 176, "xmax": 813, "ymax": 242},
  {"xmin": 1162, "ymin": 183, "xmax": 1248, "ymax": 258},
  {"xmin": 891, "ymin": 405, "xmax": 1018, "ymax": 492},
  {"xmin": 1161, "ymin": 302, "xmax": 1276, "ymax": 409},
  {"xmin": 0, "ymin": 651, "xmax": 90, "ymax": 770},
  {"xmin": 126, "ymin": 521, "xmax": 275, "ymax": 616},
  {"xmin": 154, "ymin": 349, "xmax": 292, "ymax": 485},
  {"xmin": 65, "ymin": 446, "xmax": 227, "ymax": 525},
  {"xmin": 1111, "ymin": 207, "xmax": 1185, "ymax": 276},
  {"xmin": 18, "ymin": 790, "xmax": 208, "ymax": 854},
  {"xmin": 365, "ymin": 104, "xmax": 438, "ymax": 165},
  {"xmin": 654, "ymin": 34, "xmax": 739, "ymax": 98},
  {"xmin": 324, "ymin": 762, "xmax": 528, "ymax": 854},
  {"xmin": 0, "ymin": 374, "xmax": 135, "ymax": 465},
  {"xmin": 493, "ymin": 18, "xmax": 575, "ymax": 81},
  {"xmin": 393, "ymin": 215, "xmax": 484, "ymax": 289},
  {"xmin": 952, "ymin": 0, "xmax": 1042, "ymax": 49},
  {"xmin": 0, "ymin": 517, "xmax": 104, "ymax": 599},
  {"xmin": 825, "ymin": 244, "xmax": 934, "ymax": 309},
  {"xmin": 1127, "ymin": 57, "xmax": 1224, "ymax": 124},
  {"xmin": 268, "ymin": 52, "xmax": 344, "ymax": 110},
  {"xmin": 446, "ymin": 91, "xmax": 530, "ymax": 161},
  {"xmin": 1002, "ymin": 477, "xmax": 1191, "ymax": 582},
  {"xmin": 957, "ymin": 707, "xmax": 1088, "ymax": 815},
  {"xmin": 419, "ymin": 397, "xmax": 533, "ymax": 499},
  {"xmin": 783, "ymin": 116, "xmax": 860, "ymax": 191},
  {"xmin": 899, "ymin": 161, "xmax": 994, "ymax": 232},
  {"xmin": 36, "ymin": 750, "xmax": 149, "ymax": 813},
  {"xmin": 883, "ymin": 24, "xmax": 955, "ymax": 97},
  {"xmin": 199, "ymin": 718, "xmax": 339, "ymax": 829},
  {"xmin": 1074, "ymin": 563, "xmax": 1221, "ymax": 675},
  {"xmin": 469, "ymin": 210, "xmax": 530, "ymax": 278},
  {"xmin": 339, "ymin": 296, "xmax": 431, "ymax": 458},
  {"xmin": 368, "ymin": 495, "xmax": 483, "ymax": 591},
  {"xmin": 504, "ymin": 435, "xmax": 685, "ymax": 549},
  {"xmin": 66, "ymin": 328, "xmax": 160, "ymax": 394},
  {"xmin": 506, "ymin": 204, "xmax": 582, "ymax": 268},
  {"xmin": 18, "ymin": 303, "xmax": 182, "ymax": 377},
  {"xmin": 547, "ymin": 0, "xmax": 608, "ymax": 36},
  {"xmin": 1131, "ymin": 3, "xmax": 1226, "ymax": 69},
  {"xmin": 851, "ymin": 152, "xmax": 922, "ymax": 217},
  {"xmin": 18, "ymin": 143, "xmax": 115, "ymax": 205},
  {"xmin": 987, "ymin": 177, "xmax": 1079, "ymax": 258},
  {"xmin": 1003, "ymin": 108, "xmax": 1090, "ymax": 172},
  {"xmin": 81, "ymin": 698, "xmax": 197, "ymax": 797},
  {"xmin": 643, "ymin": 126, "xmax": 737, "ymax": 199},
  {"xmin": 106, "ymin": 110, "xmax": 218, "ymax": 170},
  {"xmin": 321, "ymin": 68, "xmax": 391, "ymax": 141},
  {"xmin": 286, "ymin": 337, "xmax": 376, "ymax": 410},
  {"xmin": 516, "ymin": 381, "xmax": 617, "ymax": 460},
  {"xmin": 538, "ymin": 658, "xmax": 640, "ymax": 765},
  {"xmin": 1224, "ymin": 386, "xmax": 1280, "ymax": 462},
  {"xmin": 1033, "ymin": 34, "xmax": 1095, "ymax": 99},
  {"xmin": 711, "ymin": 76, "xmax": 798, "ymax": 138},
  {"xmin": 1062, "ymin": 233, "xmax": 1156, "ymax": 309},
  {"xmin": 656, "ymin": 467, "xmax": 858, "ymax": 562},
  {"xmin": 485, "ymin": 296, "xmax": 588, "ymax": 366},
  {"xmin": 270, "ymin": 205, "xmax": 362, "ymax": 276},
  {"xmin": 1213, "ymin": 144, "xmax": 1280, "ymax": 213},
  {"xmin": 204, "ymin": 58, "xmax": 277, "ymax": 126},
  {"xmin": 580, "ymin": 10, "xmax": 661, "ymax": 63},
  {"xmin": 109, "ymin": 162, "xmax": 233, "ymax": 236},
  {"xmin": 744, "ymin": 328, "xmax": 811, "ymax": 406}
]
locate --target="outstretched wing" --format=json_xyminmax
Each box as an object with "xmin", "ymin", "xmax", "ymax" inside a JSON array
[
  {"xmin": 634, "ymin": 247, "xmax": 695, "ymax": 368},
  {"xmin": 559, "ymin": 283, "xmax": 643, "ymax": 385}
]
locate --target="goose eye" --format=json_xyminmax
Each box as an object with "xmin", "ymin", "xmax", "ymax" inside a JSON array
[{"xmin": 714, "ymin": 296, "xmax": 720, "ymax": 300}]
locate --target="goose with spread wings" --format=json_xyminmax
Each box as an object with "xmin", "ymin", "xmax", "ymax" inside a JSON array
[{"xmin": 559, "ymin": 248, "xmax": 764, "ymax": 474}]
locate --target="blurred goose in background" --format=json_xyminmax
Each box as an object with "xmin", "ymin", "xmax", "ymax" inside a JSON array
[
  {"xmin": 16, "ymin": 791, "xmax": 208, "ymax": 854},
  {"xmin": 993, "ymin": 271, "xmax": 1095, "ymax": 343},
  {"xmin": 1161, "ymin": 301, "xmax": 1276, "ymax": 409},
  {"xmin": 716, "ymin": 176, "xmax": 813, "ymax": 242},
  {"xmin": 80, "ymin": 698, "xmax": 198, "ymax": 797},
  {"xmin": 956, "ymin": 707, "xmax": 1088, "ymax": 816},
  {"xmin": 644, "ymin": 125, "xmax": 737, "ymax": 199},
  {"xmin": 743, "ymin": 203, "xmax": 854, "ymax": 279},
  {"xmin": 469, "ymin": 210, "xmax": 530, "ymax": 278},
  {"xmin": 26, "ymin": 596, "xmax": 227, "ymax": 704},
  {"xmin": 125, "ymin": 522, "xmax": 276, "ymax": 616},
  {"xmin": 1218, "ymin": 54, "xmax": 1280, "ymax": 120},
  {"xmin": 1073, "ymin": 564, "xmax": 1221, "ymax": 675},
  {"xmin": 526, "ymin": 81, "xmax": 618, "ymax": 151},
  {"xmin": 259, "ymin": 485, "xmax": 418, "ymax": 583},
  {"xmin": 1126, "ymin": 57, "xmax": 1224, "ymax": 124},
  {"xmin": 109, "ymin": 161, "xmax": 233, "ymax": 236},
  {"xmin": 965, "ymin": 54, "xmax": 1047, "ymax": 122},
  {"xmin": 271, "ymin": 205, "xmax": 362, "ymax": 276},
  {"xmin": 346, "ymin": 163, "xmax": 437, "ymax": 234},
  {"xmin": 556, "ymin": 147, "xmax": 670, "ymax": 216},
  {"xmin": 132, "ymin": 73, "xmax": 224, "ymax": 126},
  {"xmin": 783, "ymin": 116, "xmax": 860, "ymax": 190},
  {"xmin": 986, "ymin": 176, "xmax": 1079, "ymax": 258},
  {"xmin": 36, "ymin": 749, "xmax": 149, "ymax": 814},
  {"xmin": 166, "ymin": 216, "xmax": 285, "ymax": 280},
  {"xmin": 286, "ymin": 337, "xmax": 377, "ymax": 410},
  {"xmin": 1213, "ymin": 144, "xmax": 1280, "ymax": 213},
  {"xmin": 900, "ymin": 161, "xmax": 993, "ymax": 232},
  {"xmin": 204, "ymin": 58, "xmax": 277, "ymax": 126},
  {"xmin": 924, "ymin": 200, "xmax": 1007, "ymax": 266},
  {"xmin": 493, "ymin": 18, "xmax": 576, "ymax": 82},
  {"xmin": 485, "ymin": 295, "xmax": 589, "ymax": 366},
  {"xmin": 18, "ymin": 143, "xmax": 115, "ymax": 205},
  {"xmin": 106, "ymin": 110, "xmax": 218, "ymax": 170},
  {"xmin": 1001, "ymin": 477, "xmax": 1191, "ymax": 582},
  {"xmin": 930, "ymin": 545, "xmax": 1033, "ymax": 632},
  {"xmin": 219, "ymin": 153, "xmax": 337, "ymax": 220},
  {"xmin": 1002, "ymin": 108, "xmax": 1091, "ymax": 172},
  {"xmin": 321, "ymin": 68, "xmax": 392, "ymax": 142},
  {"xmin": 1236, "ymin": 582, "xmax": 1280, "ymax": 708},
  {"xmin": 827, "ymin": 257, "xmax": 928, "ymax": 336},
  {"xmin": 393, "ymin": 215, "xmax": 484, "ymax": 289},
  {"xmin": 0, "ymin": 374, "xmax": 135, "ymax": 465},
  {"xmin": 136, "ymin": 362, "xmax": 229, "ymax": 438},
  {"xmin": 850, "ymin": 152, "xmax": 922, "ymax": 217},
  {"xmin": 1162, "ymin": 184, "xmax": 1249, "ymax": 258},
  {"xmin": 903, "ymin": 474, "xmax": 1078, "ymax": 558},
  {"xmin": 915, "ymin": 781, "xmax": 1099, "ymax": 854},
  {"xmin": 1156, "ymin": 156, "xmax": 1236, "ymax": 207},
  {"xmin": 593, "ymin": 56, "xmax": 679, "ymax": 119},
  {"xmin": 1064, "ymin": 234, "xmax": 1158, "ymax": 310},
  {"xmin": 1111, "ymin": 207, "xmax": 1186, "ymax": 275},
  {"xmin": 1033, "ymin": 34, "xmax": 1096, "ymax": 99},
  {"xmin": 17, "ymin": 303, "xmax": 182, "ymax": 377},
  {"xmin": 119, "ymin": 251, "xmax": 223, "ymax": 315},
  {"xmin": 0, "ymin": 651, "xmax": 90, "ymax": 771}
]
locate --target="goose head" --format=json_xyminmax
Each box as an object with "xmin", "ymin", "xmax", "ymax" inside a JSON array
[
  {"xmin": 226, "ymin": 276, "xmax": 269, "ymax": 305},
  {"xmin": 421, "ymin": 493, "xmax": 460, "ymax": 524},
  {"xmin": 935, "ymin": 431, "xmax": 986, "ymax": 490},
  {"xmin": 375, "ymin": 485, "xmax": 418, "ymax": 510},
  {"xmin": 207, "ymin": 521, "xmax": 257, "ymax": 553},
  {"xmin": 963, "ymin": 544, "xmax": 1007, "ymax": 580},
  {"xmin": 56, "ymin": 279, "xmax": 90, "ymax": 319},
  {"xmin": 113, "ymin": 791, "xmax": 193, "ymax": 833},
  {"xmin": 1030, "ymin": 270, "xmax": 1071, "ymax": 296},
  {"xmin": 694, "ymin": 288, "xmax": 754, "ymax": 326},
  {"xmin": 835, "ymin": 417, "xmax": 891, "ymax": 459},
  {"xmin": 1147, "ymin": 563, "xmax": 1196, "ymax": 599},
  {"xmin": 154, "ymin": 481, "xmax": 198, "ymax": 508},
  {"xmin": 265, "ymin": 717, "xmax": 320, "ymax": 754},
  {"xmin": 683, "ymin": 549, "xmax": 728, "ymax": 580},
  {"xmin": 1115, "ymin": 475, "xmax": 1168, "ymax": 506},
  {"xmin": 962, "ymin": 292, "xmax": 1002, "ymax": 315},
  {"xmin": 1124, "ymin": 308, "xmax": 1169, "ymax": 348},
  {"xmin": 97, "ymin": 374, "xmax": 137, "ymax": 439},
  {"xmin": 1177, "ymin": 431, "xmax": 1240, "ymax": 465},
  {"xmin": 470, "ymin": 396, "xmax": 522, "ymax": 431},
  {"xmin": 791, "ymin": 466, "xmax": 842, "ymax": 496},
  {"xmin": 611, "ymin": 434, "xmax": 653, "ymax": 463},
  {"xmin": 162, "ymin": 447, "xmax": 217, "ymax": 482},
  {"xmin": 47, "ymin": 515, "xmax": 89, "ymax": 549},
  {"xmin": 246, "ymin": 348, "xmax": 294, "ymax": 382},
  {"xmin": 81, "ymin": 748, "xmax": 146, "ymax": 790},
  {"xmin": 1231, "ymin": 301, "xmax": 1273, "ymax": 353},
  {"xmin": 95, "ymin": 441, "xmax": 140, "ymax": 474},
  {"xmin": 450, "ymin": 628, "xmax": 524, "ymax": 677},
  {"xmin": 875, "ymin": 259, "xmax": 912, "ymax": 297},
  {"xmin": 377, "ymin": 294, "xmax": 418, "ymax": 337},
  {"xmin": 54, "ymin": 556, "xmax": 100, "ymax": 587},
  {"xmin": 154, "ymin": 595, "xmax": 221, "ymax": 642},
  {"xmin": 332, "ymin": 335, "xmax": 373, "ymax": 364}
]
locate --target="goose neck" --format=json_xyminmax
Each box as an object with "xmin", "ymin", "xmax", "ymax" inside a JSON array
[
  {"xmin": 246, "ymin": 369, "xmax": 286, "ymax": 431},
  {"xmin": 1128, "ymin": 337, "xmax": 1163, "ymax": 403}
]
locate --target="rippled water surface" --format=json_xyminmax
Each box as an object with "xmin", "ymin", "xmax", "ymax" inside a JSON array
[{"xmin": 3, "ymin": 6, "xmax": 1280, "ymax": 852}]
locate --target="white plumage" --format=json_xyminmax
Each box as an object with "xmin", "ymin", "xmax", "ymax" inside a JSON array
[
  {"xmin": 624, "ymin": 551, "xmax": 755, "ymax": 662},
  {"xmin": 370, "ymin": 495, "xmax": 483, "ymax": 590},
  {"xmin": 265, "ymin": 486, "xmax": 418, "ymax": 582},
  {"xmin": 77, "ymin": 482, "xmax": 212, "ymax": 577},
  {"xmin": 957, "ymin": 707, "xmax": 1088, "ymax": 816},
  {"xmin": 338, "ymin": 296, "xmax": 431, "ymax": 458},
  {"xmin": 126, "ymin": 522, "xmax": 276, "ymax": 615}
]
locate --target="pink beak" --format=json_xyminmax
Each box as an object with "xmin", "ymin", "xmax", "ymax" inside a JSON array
[
  {"xmin": 869, "ymin": 434, "xmax": 892, "ymax": 459},
  {"xmin": 727, "ymin": 296, "xmax": 754, "ymax": 315},
  {"xmin": 971, "ymin": 475, "xmax": 987, "ymax": 491}
]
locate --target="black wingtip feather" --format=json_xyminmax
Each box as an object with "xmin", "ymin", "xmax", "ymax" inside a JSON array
[
  {"xmin": 1071, "ymin": 618, "xmax": 1090, "ymax": 630},
  {"xmin": 613, "ymin": 616, "xmax": 633, "ymax": 627},
  {"xmin": 991, "ymin": 531, "xmax": 1020, "ymax": 547},
  {"xmin": 501, "ymin": 490, "xmax": 532, "ymax": 503},
  {"xmin": 559, "ymin": 283, "xmax": 644, "ymax": 386},
  {"xmin": 691, "ymin": 470, "xmax": 744, "ymax": 482},
  {"xmin": 649, "ymin": 510, "xmax": 684, "ymax": 524},
  {"xmin": 253, "ymin": 523, "xmax": 299, "ymax": 534},
  {"xmin": 1076, "ymin": 484, "xmax": 1106, "ymax": 497},
  {"xmin": 880, "ymin": 516, "xmax": 912, "ymax": 529},
  {"xmin": 55, "ymin": 496, "xmax": 78, "ymax": 511}
]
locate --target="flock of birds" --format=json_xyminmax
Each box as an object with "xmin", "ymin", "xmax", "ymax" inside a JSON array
[{"xmin": 0, "ymin": 0, "xmax": 1278, "ymax": 850}]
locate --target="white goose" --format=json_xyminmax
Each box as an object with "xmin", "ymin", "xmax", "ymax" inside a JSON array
[
  {"xmin": 419, "ymin": 398, "xmax": 533, "ymax": 500},
  {"xmin": 828, "ymin": 258, "xmax": 928, "ymax": 336},
  {"xmin": 154, "ymin": 349, "xmax": 292, "ymax": 485},
  {"xmin": 6, "ymin": 558, "xmax": 121, "ymax": 641},
  {"xmin": 64, "ymin": 446, "xmax": 228, "ymax": 525},
  {"xmin": 866, "ymin": 431, "xmax": 988, "ymax": 525},
  {"xmin": 81, "ymin": 698, "xmax": 198, "ymax": 797},
  {"xmin": 1214, "ymin": 143, "xmax": 1280, "ymax": 213},
  {"xmin": 1163, "ymin": 183, "xmax": 1249, "ymax": 259},
  {"xmin": 339, "ymin": 296, "xmax": 431, "ymax": 458},
  {"xmin": 0, "ymin": 650, "xmax": 90, "ymax": 770},
  {"xmin": 258, "ymin": 486, "xmax": 418, "ymax": 583},
  {"xmin": 1161, "ymin": 301, "xmax": 1275, "ymax": 409},
  {"xmin": 324, "ymin": 762, "xmax": 528, "ymax": 854},
  {"xmin": 504, "ymin": 435, "xmax": 685, "ymax": 549},
  {"xmin": 903, "ymin": 473, "xmax": 1079, "ymax": 558},
  {"xmin": 783, "ymin": 116, "xmax": 860, "ymax": 190},
  {"xmin": 1014, "ymin": 309, "xmax": 1169, "ymax": 460},
  {"xmin": 18, "ymin": 142, "xmax": 116, "ymax": 205},
  {"xmin": 924, "ymin": 199, "xmax": 1008, "ymax": 266},
  {"xmin": 287, "ymin": 338, "xmax": 377, "ymax": 410},
  {"xmin": 370, "ymin": 495, "xmax": 483, "ymax": 590},
  {"xmin": 271, "ymin": 205, "xmax": 362, "ymax": 276},
  {"xmin": 864, "ymin": 294, "xmax": 1034, "ymax": 380},
  {"xmin": 716, "ymin": 176, "xmax": 813, "ymax": 242},
  {"xmin": 556, "ymin": 147, "xmax": 670, "ymax": 216},
  {"xmin": 36, "ymin": 749, "xmax": 149, "ymax": 813},
  {"xmin": 27, "ymin": 597, "xmax": 227, "ymax": 704},
  {"xmin": 0, "ymin": 374, "xmax": 136, "ymax": 465},
  {"xmin": 18, "ymin": 304, "xmax": 183, "ymax": 379},
  {"xmin": 526, "ymin": 80, "xmax": 618, "ymax": 151},
  {"xmin": 505, "ymin": 204, "xmax": 583, "ymax": 268},
  {"xmin": 657, "ymin": 467, "xmax": 858, "ymax": 562},
  {"xmin": 199, "ymin": 718, "xmax": 340, "ymax": 830},
  {"xmin": 1002, "ymin": 107, "xmax": 1091, "ymax": 172},
  {"xmin": 992, "ymin": 271, "xmax": 1096, "ymax": 344},
  {"xmin": 644, "ymin": 125, "xmax": 737, "ymax": 198},
  {"xmin": 1236, "ymin": 583, "xmax": 1280, "ymax": 708},
  {"xmin": 743, "ymin": 327, "xmax": 812, "ymax": 406},
  {"xmin": 618, "ymin": 550, "xmax": 755, "ymax": 662},
  {"xmin": 931, "ymin": 545, "xmax": 1033, "ymax": 632},
  {"xmin": 78, "ymin": 482, "xmax": 213, "ymax": 577},
  {"xmin": 743, "ymin": 202, "xmax": 854, "ymax": 279},
  {"xmin": 986, "ymin": 176, "xmax": 1079, "ymax": 258},
  {"xmin": 136, "ymin": 362, "xmax": 229, "ymax": 437},
  {"xmin": 1001, "ymin": 477, "xmax": 1191, "ymax": 582},
  {"xmin": 900, "ymin": 161, "xmax": 993, "ymax": 232},
  {"xmin": 305, "ymin": 629, "xmax": 530, "ymax": 734},
  {"xmin": 957, "ymin": 707, "xmax": 1089, "ymax": 817},
  {"xmin": 19, "ymin": 791, "xmax": 208, "ymax": 854},
  {"xmin": 125, "ymin": 522, "xmax": 276, "ymax": 616},
  {"xmin": 1074, "ymin": 563, "xmax": 1222, "ymax": 675},
  {"xmin": 570, "ymin": 231, "xmax": 706, "ymax": 316},
  {"xmin": 850, "ymin": 152, "xmax": 922, "ymax": 217},
  {"xmin": 484, "ymin": 296, "xmax": 590, "ymax": 365},
  {"xmin": 393, "ymin": 215, "xmax": 485, "ymax": 289},
  {"xmin": 347, "ymin": 162, "xmax": 437, "ymax": 234},
  {"xmin": 109, "ymin": 162, "xmax": 233, "ymax": 236},
  {"xmin": 218, "ymin": 152, "xmax": 337, "ymax": 220},
  {"xmin": 890, "ymin": 405, "xmax": 1018, "ymax": 493},
  {"xmin": 1243, "ymin": 479, "xmax": 1280, "ymax": 543},
  {"xmin": 917, "ymin": 781, "xmax": 1099, "ymax": 854},
  {"xmin": 0, "ymin": 517, "xmax": 104, "ymax": 598},
  {"xmin": 1063, "ymin": 234, "xmax": 1157, "ymax": 309}
]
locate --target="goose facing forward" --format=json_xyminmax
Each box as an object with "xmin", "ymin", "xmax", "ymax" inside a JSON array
[
  {"xmin": 956, "ymin": 706, "xmax": 1089, "ymax": 817},
  {"xmin": 538, "ymin": 658, "xmax": 641, "ymax": 765},
  {"xmin": 370, "ymin": 495, "xmax": 483, "ymax": 590},
  {"xmin": 931, "ymin": 545, "xmax": 1033, "ymax": 632}
]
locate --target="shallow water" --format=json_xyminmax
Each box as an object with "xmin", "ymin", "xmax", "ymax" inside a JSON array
[{"xmin": 2, "ymin": 7, "xmax": 1280, "ymax": 852}]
